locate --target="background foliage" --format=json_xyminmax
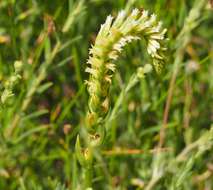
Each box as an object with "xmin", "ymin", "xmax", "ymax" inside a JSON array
[{"xmin": 0, "ymin": 0, "xmax": 212, "ymax": 189}]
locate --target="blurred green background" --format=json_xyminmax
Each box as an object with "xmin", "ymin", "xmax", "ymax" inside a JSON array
[{"xmin": 0, "ymin": 0, "xmax": 212, "ymax": 189}]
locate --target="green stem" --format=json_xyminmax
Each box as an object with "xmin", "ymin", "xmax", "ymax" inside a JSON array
[
  {"xmin": 106, "ymin": 73, "xmax": 139, "ymax": 129},
  {"xmin": 83, "ymin": 165, "xmax": 93, "ymax": 189}
]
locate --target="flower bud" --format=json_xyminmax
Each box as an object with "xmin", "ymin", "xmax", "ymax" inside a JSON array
[{"xmin": 14, "ymin": 60, "xmax": 23, "ymax": 73}]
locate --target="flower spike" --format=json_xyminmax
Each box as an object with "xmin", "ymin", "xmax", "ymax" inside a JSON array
[{"xmin": 86, "ymin": 8, "xmax": 168, "ymax": 129}]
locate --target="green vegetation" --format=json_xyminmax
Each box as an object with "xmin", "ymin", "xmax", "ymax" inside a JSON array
[{"xmin": 0, "ymin": 0, "xmax": 212, "ymax": 189}]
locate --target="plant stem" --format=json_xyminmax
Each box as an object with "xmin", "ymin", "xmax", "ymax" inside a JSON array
[
  {"xmin": 83, "ymin": 166, "xmax": 93, "ymax": 189},
  {"xmin": 107, "ymin": 73, "xmax": 139, "ymax": 125}
]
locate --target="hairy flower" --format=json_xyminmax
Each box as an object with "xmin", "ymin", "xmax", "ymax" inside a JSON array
[{"xmin": 86, "ymin": 8, "xmax": 167, "ymax": 129}]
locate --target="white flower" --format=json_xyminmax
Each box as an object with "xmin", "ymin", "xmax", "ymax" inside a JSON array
[
  {"xmin": 98, "ymin": 15, "xmax": 113, "ymax": 38},
  {"xmin": 131, "ymin": 8, "xmax": 140, "ymax": 17},
  {"xmin": 86, "ymin": 8, "xmax": 167, "ymax": 127},
  {"xmin": 113, "ymin": 10, "xmax": 126, "ymax": 28}
]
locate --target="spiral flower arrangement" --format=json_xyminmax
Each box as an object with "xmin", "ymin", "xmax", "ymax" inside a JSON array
[
  {"xmin": 86, "ymin": 8, "xmax": 167, "ymax": 131},
  {"xmin": 76, "ymin": 8, "xmax": 168, "ymax": 187}
]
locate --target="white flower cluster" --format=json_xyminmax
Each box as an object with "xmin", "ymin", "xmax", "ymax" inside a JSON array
[{"xmin": 85, "ymin": 8, "xmax": 167, "ymax": 128}]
